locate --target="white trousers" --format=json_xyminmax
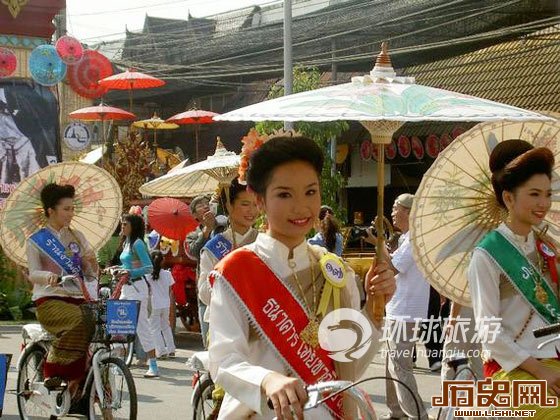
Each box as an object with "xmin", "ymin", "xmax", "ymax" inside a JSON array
[
  {"xmin": 120, "ymin": 280, "xmax": 155, "ymax": 353},
  {"xmin": 149, "ymin": 307, "xmax": 176, "ymax": 357}
]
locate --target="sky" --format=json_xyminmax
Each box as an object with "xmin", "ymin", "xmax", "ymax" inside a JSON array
[{"xmin": 65, "ymin": 0, "xmax": 279, "ymax": 42}]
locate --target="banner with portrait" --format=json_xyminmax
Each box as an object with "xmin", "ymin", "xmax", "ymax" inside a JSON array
[{"xmin": 0, "ymin": 81, "xmax": 60, "ymax": 207}]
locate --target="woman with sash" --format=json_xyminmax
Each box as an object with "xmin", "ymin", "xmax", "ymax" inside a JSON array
[
  {"xmin": 208, "ymin": 135, "xmax": 396, "ymax": 419},
  {"xmin": 198, "ymin": 177, "xmax": 259, "ymax": 333},
  {"xmin": 26, "ymin": 183, "xmax": 97, "ymax": 392},
  {"xmin": 468, "ymin": 139, "xmax": 560, "ymax": 418},
  {"xmin": 118, "ymin": 214, "xmax": 158, "ymax": 378}
]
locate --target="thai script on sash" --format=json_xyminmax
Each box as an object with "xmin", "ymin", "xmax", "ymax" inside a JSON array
[
  {"xmin": 44, "ymin": 237, "xmax": 81, "ymax": 276},
  {"xmin": 29, "ymin": 228, "xmax": 82, "ymax": 276},
  {"xmin": 205, "ymin": 234, "xmax": 233, "ymax": 260},
  {"xmin": 263, "ymin": 298, "xmax": 336, "ymax": 383}
]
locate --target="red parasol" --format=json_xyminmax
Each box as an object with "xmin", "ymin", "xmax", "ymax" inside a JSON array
[
  {"xmin": 0, "ymin": 47, "xmax": 17, "ymax": 78},
  {"xmin": 55, "ymin": 35, "xmax": 84, "ymax": 64},
  {"xmin": 67, "ymin": 50, "xmax": 113, "ymax": 99},
  {"xmin": 98, "ymin": 69, "xmax": 165, "ymax": 110},
  {"xmin": 166, "ymin": 109, "xmax": 220, "ymax": 162},
  {"xmin": 147, "ymin": 197, "xmax": 198, "ymax": 241},
  {"xmin": 69, "ymin": 104, "xmax": 136, "ymax": 165},
  {"xmin": 69, "ymin": 104, "xmax": 136, "ymax": 121}
]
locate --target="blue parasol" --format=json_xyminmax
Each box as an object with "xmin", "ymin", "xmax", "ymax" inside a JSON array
[{"xmin": 28, "ymin": 45, "xmax": 67, "ymax": 86}]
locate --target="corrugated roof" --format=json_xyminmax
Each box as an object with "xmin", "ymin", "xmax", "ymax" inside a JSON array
[{"xmin": 402, "ymin": 25, "xmax": 560, "ymax": 113}]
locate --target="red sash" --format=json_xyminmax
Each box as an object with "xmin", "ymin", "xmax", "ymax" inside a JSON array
[{"xmin": 210, "ymin": 248, "xmax": 344, "ymax": 418}]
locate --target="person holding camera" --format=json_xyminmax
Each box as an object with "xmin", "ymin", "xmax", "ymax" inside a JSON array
[
  {"xmin": 186, "ymin": 195, "xmax": 226, "ymax": 347},
  {"xmin": 375, "ymin": 193, "xmax": 431, "ymax": 420},
  {"xmin": 308, "ymin": 205, "xmax": 344, "ymax": 256}
]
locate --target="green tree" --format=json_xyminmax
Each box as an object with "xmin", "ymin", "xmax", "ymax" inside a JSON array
[
  {"xmin": 255, "ymin": 67, "xmax": 349, "ymax": 221},
  {"xmin": 0, "ymin": 248, "xmax": 32, "ymax": 320}
]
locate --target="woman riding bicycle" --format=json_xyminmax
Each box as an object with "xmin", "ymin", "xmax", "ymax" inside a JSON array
[
  {"xmin": 208, "ymin": 134, "xmax": 396, "ymax": 419},
  {"xmin": 26, "ymin": 183, "xmax": 98, "ymax": 394},
  {"xmin": 468, "ymin": 139, "xmax": 560, "ymax": 418}
]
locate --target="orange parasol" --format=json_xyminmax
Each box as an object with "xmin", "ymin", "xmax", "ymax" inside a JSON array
[{"xmin": 98, "ymin": 69, "xmax": 165, "ymax": 110}]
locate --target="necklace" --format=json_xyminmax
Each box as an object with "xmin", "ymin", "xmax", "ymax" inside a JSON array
[{"xmin": 289, "ymin": 252, "xmax": 320, "ymax": 348}]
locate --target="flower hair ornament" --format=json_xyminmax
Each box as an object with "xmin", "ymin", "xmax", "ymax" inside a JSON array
[{"xmin": 237, "ymin": 128, "xmax": 303, "ymax": 184}]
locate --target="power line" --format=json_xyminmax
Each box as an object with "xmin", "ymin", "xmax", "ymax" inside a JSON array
[
  {"xmin": 110, "ymin": 0, "xmax": 450, "ymax": 63},
  {"xmin": 112, "ymin": 0, "xmax": 533, "ymax": 74},
  {"xmin": 115, "ymin": 17, "xmax": 558, "ymax": 82},
  {"xmin": 76, "ymin": 0, "xmax": 320, "ymax": 42},
  {"xmin": 69, "ymin": 0, "xmax": 192, "ymax": 16}
]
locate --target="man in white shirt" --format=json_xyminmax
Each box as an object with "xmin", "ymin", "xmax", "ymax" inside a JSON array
[{"xmin": 381, "ymin": 193, "xmax": 430, "ymax": 420}]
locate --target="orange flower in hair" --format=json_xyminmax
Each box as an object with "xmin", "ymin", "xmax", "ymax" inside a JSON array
[{"xmin": 238, "ymin": 128, "xmax": 268, "ymax": 184}]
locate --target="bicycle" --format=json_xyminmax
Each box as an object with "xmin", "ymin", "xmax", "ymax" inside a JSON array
[
  {"xmin": 16, "ymin": 270, "xmax": 138, "ymax": 419},
  {"xmin": 187, "ymin": 351, "xmax": 217, "ymax": 420},
  {"xmin": 187, "ymin": 349, "xmax": 422, "ymax": 420}
]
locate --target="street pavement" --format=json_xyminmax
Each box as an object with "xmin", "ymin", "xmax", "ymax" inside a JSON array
[{"xmin": 1, "ymin": 324, "xmax": 441, "ymax": 419}]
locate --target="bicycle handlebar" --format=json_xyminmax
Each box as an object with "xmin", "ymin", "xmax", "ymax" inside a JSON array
[
  {"xmin": 267, "ymin": 376, "xmax": 419, "ymax": 420},
  {"xmin": 533, "ymin": 322, "xmax": 560, "ymax": 338},
  {"xmin": 103, "ymin": 267, "xmax": 130, "ymax": 277}
]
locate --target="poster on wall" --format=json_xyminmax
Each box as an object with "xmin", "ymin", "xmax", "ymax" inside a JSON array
[{"xmin": 0, "ymin": 82, "xmax": 60, "ymax": 207}]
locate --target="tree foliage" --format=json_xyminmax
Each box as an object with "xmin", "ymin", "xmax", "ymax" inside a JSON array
[
  {"xmin": 0, "ymin": 248, "xmax": 32, "ymax": 320},
  {"xmin": 255, "ymin": 67, "xmax": 348, "ymax": 221},
  {"xmin": 103, "ymin": 131, "xmax": 152, "ymax": 209}
]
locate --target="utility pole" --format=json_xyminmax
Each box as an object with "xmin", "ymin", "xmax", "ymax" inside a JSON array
[
  {"xmin": 283, "ymin": 0, "xmax": 293, "ymax": 131},
  {"xmin": 54, "ymin": 8, "xmax": 66, "ymax": 163}
]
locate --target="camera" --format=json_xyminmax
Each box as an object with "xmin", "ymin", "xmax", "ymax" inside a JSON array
[{"xmin": 349, "ymin": 226, "xmax": 371, "ymax": 241}]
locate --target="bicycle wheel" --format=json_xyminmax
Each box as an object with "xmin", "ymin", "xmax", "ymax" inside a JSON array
[
  {"xmin": 125, "ymin": 342, "xmax": 134, "ymax": 367},
  {"xmin": 17, "ymin": 344, "xmax": 50, "ymax": 419},
  {"xmin": 87, "ymin": 356, "xmax": 137, "ymax": 420},
  {"xmin": 192, "ymin": 375, "xmax": 216, "ymax": 420}
]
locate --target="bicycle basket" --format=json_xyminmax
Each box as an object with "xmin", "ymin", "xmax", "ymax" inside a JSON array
[{"xmin": 81, "ymin": 300, "xmax": 139, "ymax": 343}]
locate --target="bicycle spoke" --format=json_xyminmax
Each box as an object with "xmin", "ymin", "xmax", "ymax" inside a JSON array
[{"xmin": 89, "ymin": 357, "xmax": 136, "ymax": 419}]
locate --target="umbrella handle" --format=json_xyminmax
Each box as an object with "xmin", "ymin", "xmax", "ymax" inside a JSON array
[
  {"xmin": 373, "ymin": 143, "xmax": 386, "ymax": 324},
  {"xmin": 371, "ymin": 255, "xmax": 386, "ymax": 324}
]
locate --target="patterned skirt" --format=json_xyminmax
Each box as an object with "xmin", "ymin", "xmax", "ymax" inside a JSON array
[
  {"xmin": 492, "ymin": 359, "xmax": 560, "ymax": 419},
  {"xmin": 35, "ymin": 298, "xmax": 94, "ymax": 380}
]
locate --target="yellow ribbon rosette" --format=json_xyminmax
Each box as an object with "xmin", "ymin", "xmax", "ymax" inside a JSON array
[{"xmin": 317, "ymin": 253, "xmax": 348, "ymax": 318}]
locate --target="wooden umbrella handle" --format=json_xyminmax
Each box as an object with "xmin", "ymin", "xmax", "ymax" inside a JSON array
[{"xmin": 373, "ymin": 143, "xmax": 386, "ymax": 324}]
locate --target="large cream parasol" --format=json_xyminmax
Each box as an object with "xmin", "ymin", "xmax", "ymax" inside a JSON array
[
  {"xmin": 139, "ymin": 137, "xmax": 239, "ymax": 198},
  {"xmin": 0, "ymin": 162, "xmax": 123, "ymax": 267},
  {"xmin": 215, "ymin": 43, "xmax": 552, "ymax": 320},
  {"xmin": 410, "ymin": 118, "xmax": 560, "ymax": 306}
]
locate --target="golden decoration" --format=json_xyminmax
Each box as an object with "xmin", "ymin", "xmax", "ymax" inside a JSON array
[
  {"xmin": 2, "ymin": 0, "xmax": 29, "ymax": 18},
  {"xmin": 535, "ymin": 282, "xmax": 549, "ymax": 305},
  {"xmin": 300, "ymin": 319, "xmax": 320, "ymax": 348}
]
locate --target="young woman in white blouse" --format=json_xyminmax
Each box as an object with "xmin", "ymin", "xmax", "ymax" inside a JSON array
[
  {"xmin": 197, "ymin": 177, "xmax": 259, "ymax": 332},
  {"xmin": 208, "ymin": 135, "xmax": 396, "ymax": 419},
  {"xmin": 468, "ymin": 139, "xmax": 560, "ymax": 418}
]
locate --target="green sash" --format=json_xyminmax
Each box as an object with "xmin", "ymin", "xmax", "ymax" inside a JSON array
[{"xmin": 476, "ymin": 230, "xmax": 560, "ymax": 324}]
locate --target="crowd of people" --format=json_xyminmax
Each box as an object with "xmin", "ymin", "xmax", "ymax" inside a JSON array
[{"xmin": 23, "ymin": 134, "xmax": 560, "ymax": 419}]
